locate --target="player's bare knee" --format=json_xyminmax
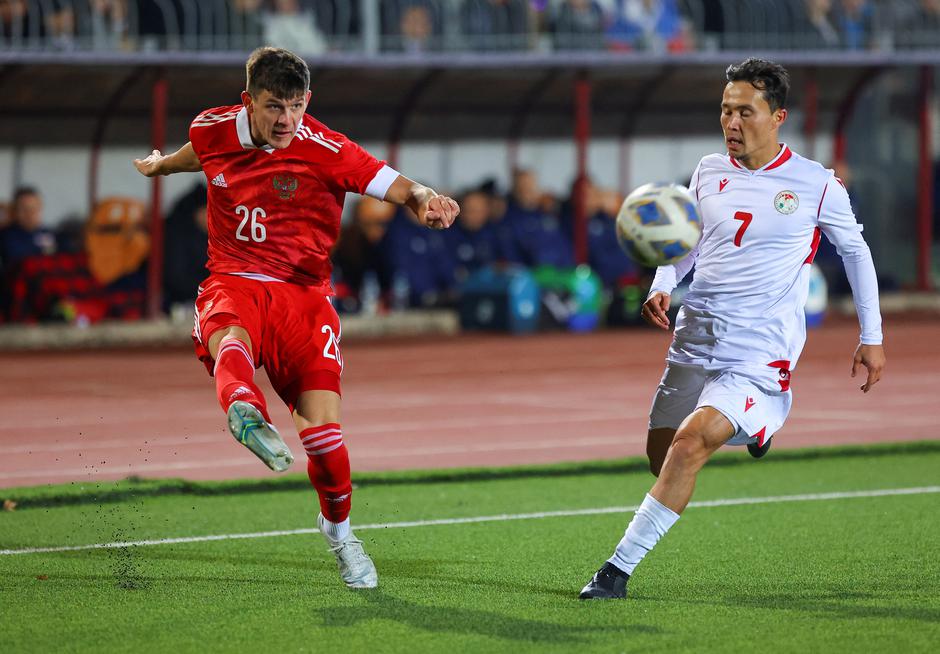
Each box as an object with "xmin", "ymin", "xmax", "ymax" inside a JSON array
[{"xmin": 667, "ymin": 431, "xmax": 709, "ymax": 471}]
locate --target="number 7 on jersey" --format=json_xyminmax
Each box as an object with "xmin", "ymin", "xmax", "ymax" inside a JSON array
[{"xmin": 733, "ymin": 211, "xmax": 753, "ymax": 247}]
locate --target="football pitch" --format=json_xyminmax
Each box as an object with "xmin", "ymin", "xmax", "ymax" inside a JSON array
[{"xmin": 2, "ymin": 442, "xmax": 938, "ymax": 653}]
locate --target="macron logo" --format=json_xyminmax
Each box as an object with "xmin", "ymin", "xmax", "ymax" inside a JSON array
[
  {"xmin": 211, "ymin": 173, "xmax": 227, "ymax": 188},
  {"xmin": 719, "ymin": 178, "xmax": 729, "ymax": 192}
]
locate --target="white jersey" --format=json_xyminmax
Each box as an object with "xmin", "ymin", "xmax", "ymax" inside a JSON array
[{"xmin": 650, "ymin": 144, "xmax": 882, "ymax": 394}]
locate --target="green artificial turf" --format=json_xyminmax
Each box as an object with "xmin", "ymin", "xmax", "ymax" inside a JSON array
[{"xmin": 1, "ymin": 443, "xmax": 938, "ymax": 653}]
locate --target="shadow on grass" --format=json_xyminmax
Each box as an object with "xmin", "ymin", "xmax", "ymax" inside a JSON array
[
  {"xmin": 311, "ymin": 588, "xmax": 647, "ymax": 645},
  {"xmin": 642, "ymin": 587, "xmax": 940, "ymax": 624}
]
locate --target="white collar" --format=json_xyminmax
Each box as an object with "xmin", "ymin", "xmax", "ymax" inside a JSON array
[{"xmin": 236, "ymin": 106, "xmax": 275, "ymax": 153}]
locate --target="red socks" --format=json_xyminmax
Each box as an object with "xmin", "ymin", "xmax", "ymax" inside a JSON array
[
  {"xmin": 214, "ymin": 336, "xmax": 270, "ymax": 422},
  {"xmin": 301, "ymin": 423, "xmax": 352, "ymax": 522}
]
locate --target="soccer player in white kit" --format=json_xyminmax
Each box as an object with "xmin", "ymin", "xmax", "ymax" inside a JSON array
[{"xmin": 579, "ymin": 58, "xmax": 886, "ymax": 600}]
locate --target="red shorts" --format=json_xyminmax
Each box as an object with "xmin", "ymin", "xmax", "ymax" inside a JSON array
[{"xmin": 193, "ymin": 273, "xmax": 343, "ymax": 410}]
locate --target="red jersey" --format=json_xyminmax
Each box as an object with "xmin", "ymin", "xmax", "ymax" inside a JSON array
[{"xmin": 189, "ymin": 105, "xmax": 389, "ymax": 291}]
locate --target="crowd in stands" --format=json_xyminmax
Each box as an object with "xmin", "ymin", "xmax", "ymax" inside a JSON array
[
  {"xmin": 0, "ymin": 170, "xmax": 643, "ymax": 324},
  {"xmin": 0, "ymin": 187, "xmax": 149, "ymax": 324},
  {"xmin": 3, "ymin": 1, "xmax": 940, "ymax": 53},
  {"xmin": 331, "ymin": 169, "xmax": 641, "ymax": 316}
]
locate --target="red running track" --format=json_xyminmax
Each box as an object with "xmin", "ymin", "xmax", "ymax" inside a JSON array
[{"xmin": 1, "ymin": 318, "xmax": 936, "ymax": 489}]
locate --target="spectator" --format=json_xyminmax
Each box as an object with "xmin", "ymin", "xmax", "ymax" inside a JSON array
[
  {"xmin": 552, "ymin": 0, "xmax": 606, "ymax": 51},
  {"xmin": 331, "ymin": 196, "xmax": 396, "ymax": 313},
  {"xmin": 231, "ymin": 0, "xmax": 265, "ymax": 51},
  {"xmin": 447, "ymin": 189, "xmax": 501, "ymax": 283},
  {"xmin": 834, "ymin": 0, "xmax": 874, "ymax": 50},
  {"xmin": 263, "ymin": 0, "xmax": 327, "ymax": 55},
  {"xmin": 163, "ymin": 183, "xmax": 209, "ymax": 313},
  {"xmin": 585, "ymin": 186, "xmax": 640, "ymax": 288},
  {"xmin": 137, "ymin": 0, "xmax": 184, "ymax": 50},
  {"xmin": 1, "ymin": 1, "xmax": 28, "ymax": 42},
  {"xmin": 0, "ymin": 187, "xmax": 56, "ymax": 269},
  {"xmin": 794, "ymin": 0, "xmax": 840, "ymax": 49},
  {"xmin": 499, "ymin": 169, "xmax": 574, "ymax": 268},
  {"xmin": 398, "ymin": 4, "xmax": 435, "ymax": 53},
  {"xmin": 381, "ymin": 1, "xmax": 440, "ymax": 51},
  {"xmin": 381, "ymin": 205, "xmax": 457, "ymax": 308},
  {"xmin": 895, "ymin": 0, "xmax": 940, "ymax": 48},
  {"xmin": 461, "ymin": 0, "xmax": 531, "ymax": 51},
  {"xmin": 45, "ymin": 0, "xmax": 76, "ymax": 49},
  {"xmin": 85, "ymin": 0, "xmax": 130, "ymax": 50},
  {"xmin": 606, "ymin": 0, "xmax": 685, "ymax": 52},
  {"xmin": 0, "ymin": 187, "xmax": 53, "ymax": 320}
]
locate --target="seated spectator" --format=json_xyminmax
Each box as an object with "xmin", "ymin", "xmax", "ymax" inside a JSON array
[
  {"xmin": 0, "ymin": 186, "xmax": 55, "ymax": 320},
  {"xmin": 3, "ymin": 193, "xmax": 148, "ymax": 324},
  {"xmin": 606, "ymin": 0, "xmax": 687, "ymax": 52},
  {"xmin": 331, "ymin": 196, "xmax": 396, "ymax": 313},
  {"xmin": 0, "ymin": 187, "xmax": 57, "ymax": 269},
  {"xmin": 834, "ymin": 0, "xmax": 874, "ymax": 50},
  {"xmin": 498, "ymin": 169, "xmax": 574, "ymax": 269},
  {"xmin": 163, "ymin": 183, "xmax": 208, "ymax": 313},
  {"xmin": 585, "ymin": 187, "xmax": 640, "ymax": 288},
  {"xmin": 794, "ymin": 0, "xmax": 840, "ymax": 49},
  {"xmin": 461, "ymin": 0, "xmax": 531, "ymax": 51},
  {"xmin": 381, "ymin": 0, "xmax": 441, "ymax": 51},
  {"xmin": 398, "ymin": 3, "xmax": 436, "ymax": 53},
  {"xmin": 552, "ymin": 0, "xmax": 606, "ymax": 51},
  {"xmin": 231, "ymin": 0, "xmax": 265, "ymax": 51},
  {"xmin": 895, "ymin": 0, "xmax": 940, "ymax": 48},
  {"xmin": 380, "ymin": 205, "xmax": 457, "ymax": 308},
  {"xmin": 447, "ymin": 188, "xmax": 501, "ymax": 283},
  {"xmin": 87, "ymin": 0, "xmax": 130, "ymax": 51},
  {"xmin": 263, "ymin": 0, "xmax": 327, "ymax": 55}
]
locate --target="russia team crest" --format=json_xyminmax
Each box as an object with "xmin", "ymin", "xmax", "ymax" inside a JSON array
[{"xmin": 273, "ymin": 175, "xmax": 299, "ymax": 200}]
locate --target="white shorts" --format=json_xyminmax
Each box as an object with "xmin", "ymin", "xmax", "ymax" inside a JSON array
[{"xmin": 648, "ymin": 362, "xmax": 792, "ymax": 447}]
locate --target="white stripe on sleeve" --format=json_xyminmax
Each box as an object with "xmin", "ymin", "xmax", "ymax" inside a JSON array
[{"xmin": 364, "ymin": 165, "xmax": 400, "ymax": 201}]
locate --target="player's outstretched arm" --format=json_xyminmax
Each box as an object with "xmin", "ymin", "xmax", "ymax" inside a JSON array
[
  {"xmin": 133, "ymin": 142, "xmax": 202, "ymax": 177},
  {"xmin": 385, "ymin": 175, "xmax": 459, "ymax": 230},
  {"xmin": 851, "ymin": 343, "xmax": 885, "ymax": 393},
  {"xmin": 641, "ymin": 291, "xmax": 671, "ymax": 330}
]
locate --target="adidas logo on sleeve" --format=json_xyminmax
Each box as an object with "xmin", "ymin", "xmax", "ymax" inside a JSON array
[{"xmin": 211, "ymin": 172, "xmax": 227, "ymax": 188}]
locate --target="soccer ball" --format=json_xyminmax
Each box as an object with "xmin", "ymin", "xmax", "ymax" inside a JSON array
[{"xmin": 615, "ymin": 182, "xmax": 701, "ymax": 267}]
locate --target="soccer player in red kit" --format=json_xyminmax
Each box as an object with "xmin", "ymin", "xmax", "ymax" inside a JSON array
[{"xmin": 134, "ymin": 47, "xmax": 459, "ymax": 589}]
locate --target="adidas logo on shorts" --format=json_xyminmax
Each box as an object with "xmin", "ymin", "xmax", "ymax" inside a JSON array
[{"xmin": 211, "ymin": 173, "xmax": 227, "ymax": 188}]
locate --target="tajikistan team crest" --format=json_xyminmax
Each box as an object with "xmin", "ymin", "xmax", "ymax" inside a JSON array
[{"xmin": 774, "ymin": 190, "xmax": 799, "ymax": 214}]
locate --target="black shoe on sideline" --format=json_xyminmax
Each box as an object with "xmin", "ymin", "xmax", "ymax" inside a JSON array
[
  {"xmin": 579, "ymin": 562, "xmax": 629, "ymax": 600},
  {"xmin": 747, "ymin": 436, "xmax": 772, "ymax": 459}
]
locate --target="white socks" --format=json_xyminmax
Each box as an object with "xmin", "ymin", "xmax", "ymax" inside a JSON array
[
  {"xmin": 321, "ymin": 517, "xmax": 351, "ymax": 544},
  {"xmin": 608, "ymin": 493, "xmax": 680, "ymax": 575}
]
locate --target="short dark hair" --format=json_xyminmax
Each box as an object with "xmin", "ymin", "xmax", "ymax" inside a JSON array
[
  {"xmin": 12, "ymin": 186, "xmax": 39, "ymax": 203},
  {"xmin": 725, "ymin": 58, "xmax": 790, "ymax": 112},
  {"xmin": 245, "ymin": 47, "xmax": 310, "ymax": 99}
]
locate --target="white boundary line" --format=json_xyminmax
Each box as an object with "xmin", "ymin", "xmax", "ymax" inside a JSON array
[{"xmin": 2, "ymin": 485, "xmax": 938, "ymax": 556}]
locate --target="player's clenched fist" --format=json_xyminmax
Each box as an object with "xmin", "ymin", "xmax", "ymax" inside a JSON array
[
  {"xmin": 642, "ymin": 291, "xmax": 671, "ymax": 330},
  {"xmin": 422, "ymin": 194, "xmax": 460, "ymax": 230},
  {"xmin": 132, "ymin": 142, "xmax": 202, "ymax": 177},
  {"xmin": 133, "ymin": 149, "xmax": 165, "ymax": 177}
]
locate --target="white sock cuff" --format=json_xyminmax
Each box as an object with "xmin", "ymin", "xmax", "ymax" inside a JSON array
[
  {"xmin": 641, "ymin": 493, "xmax": 680, "ymax": 532},
  {"xmin": 321, "ymin": 516, "xmax": 351, "ymax": 543}
]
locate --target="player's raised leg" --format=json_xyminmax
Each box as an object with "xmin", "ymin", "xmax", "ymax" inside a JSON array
[
  {"xmin": 207, "ymin": 325, "xmax": 294, "ymax": 472},
  {"xmin": 580, "ymin": 407, "xmax": 733, "ymax": 599},
  {"xmin": 294, "ymin": 389, "xmax": 377, "ymax": 589}
]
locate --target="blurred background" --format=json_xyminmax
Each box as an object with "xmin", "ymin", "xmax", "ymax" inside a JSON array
[{"xmin": 0, "ymin": 0, "xmax": 937, "ymax": 344}]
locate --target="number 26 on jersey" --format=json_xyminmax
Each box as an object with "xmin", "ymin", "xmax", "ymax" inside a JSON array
[{"xmin": 235, "ymin": 205, "xmax": 267, "ymax": 243}]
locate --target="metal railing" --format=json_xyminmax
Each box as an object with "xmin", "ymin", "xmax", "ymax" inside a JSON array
[{"xmin": 1, "ymin": 0, "xmax": 939, "ymax": 54}]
